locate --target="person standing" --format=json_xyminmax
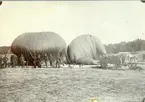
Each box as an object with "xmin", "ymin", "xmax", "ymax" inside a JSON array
[
  {"xmin": 99, "ymin": 55, "xmax": 108, "ymax": 69},
  {"xmin": 33, "ymin": 54, "xmax": 41, "ymax": 68},
  {"xmin": 116, "ymin": 57, "xmax": 121, "ymax": 68},
  {"xmin": 73, "ymin": 55, "xmax": 77, "ymax": 65},
  {"xmin": 33, "ymin": 54, "xmax": 37, "ymax": 68},
  {"xmin": 49, "ymin": 53, "xmax": 54, "ymax": 67},
  {"xmin": 19, "ymin": 55, "xmax": 25, "ymax": 68},
  {"xmin": 10, "ymin": 55, "xmax": 14, "ymax": 68},
  {"xmin": 36, "ymin": 54, "xmax": 41, "ymax": 68},
  {"xmin": 44, "ymin": 54, "xmax": 48, "ymax": 68},
  {"xmin": 56, "ymin": 53, "xmax": 61, "ymax": 68},
  {"xmin": 11, "ymin": 55, "xmax": 18, "ymax": 68},
  {"xmin": 0, "ymin": 56, "xmax": 3, "ymax": 68},
  {"xmin": 3, "ymin": 55, "xmax": 8, "ymax": 68},
  {"xmin": 10, "ymin": 55, "xmax": 13, "ymax": 67}
]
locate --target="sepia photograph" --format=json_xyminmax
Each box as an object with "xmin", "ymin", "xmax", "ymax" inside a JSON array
[{"xmin": 0, "ymin": 1, "xmax": 145, "ymax": 102}]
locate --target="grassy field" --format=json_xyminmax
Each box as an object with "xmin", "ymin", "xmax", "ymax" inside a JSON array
[{"xmin": 0, "ymin": 67, "xmax": 145, "ymax": 102}]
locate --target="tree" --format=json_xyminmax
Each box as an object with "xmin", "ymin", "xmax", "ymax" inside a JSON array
[
  {"xmin": 105, "ymin": 39, "xmax": 145, "ymax": 53},
  {"xmin": 141, "ymin": 41, "xmax": 145, "ymax": 51}
]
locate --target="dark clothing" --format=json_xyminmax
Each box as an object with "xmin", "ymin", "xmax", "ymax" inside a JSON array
[
  {"xmin": 36, "ymin": 59, "xmax": 41, "ymax": 68},
  {"xmin": 3, "ymin": 56, "xmax": 8, "ymax": 68},
  {"xmin": 116, "ymin": 57, "xmax": 122, "ymax": 68},
  {"xmin": 33, "ymin": 55, "xmax": 37, "ymax": 68},
  {"xmin": 0, "ymin": 57, "xmax": 3, "ymax": 68},
  {"xmin": 44, "ymin": 55, "xmax": 48, "ymax": 61},
  {"xmin": 56, "ymin": 56, "xmax": 61, "ymax": 68},
  {"xmin": 44, "ymin": 55, "xmax": 48, "ymax": 68},
  {"xmin": 10, "ymin": 55, "xmax": 18, "ymax": 68},
  {"xmin": 50, "ymin": 61, "xmax": 53, "ymax": 66},
  {"xmin": 99, "ymin": 56, "xmax": 108, "ymax": 68},
  {"xmin": 33, "ymin": 55, "xmax": 41, "ymax": 68},
  {"xmin": 49, "ymin": 55, "xmax": 54, "ymax": 66},
  {"xmin": 19, "ymin": 55, "xmax": 25, "ymax": 67}
]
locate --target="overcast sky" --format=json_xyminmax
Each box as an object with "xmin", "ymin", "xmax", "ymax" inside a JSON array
[{"xmin": 0, "ymin": 1, "xmax": 145, "ymax": 46}]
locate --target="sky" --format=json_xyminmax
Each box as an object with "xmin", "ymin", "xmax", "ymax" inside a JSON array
[{"xmin": 0, "ymin": 1, "xmax": 145, "ymax": 46}]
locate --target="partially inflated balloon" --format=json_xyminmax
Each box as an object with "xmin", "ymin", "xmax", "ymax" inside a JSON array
[{"xmin": 67, "ymin": 34, "xmax": 106, "ymax": 65}]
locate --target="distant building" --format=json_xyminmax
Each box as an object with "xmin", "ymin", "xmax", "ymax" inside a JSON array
[
  {"xmin": 0, "ymin": 46, "xmax": 14, "ymax": 63},
  {"xmin": 0, "ymin": 46, "xmax": 12, "ymax": 54}
]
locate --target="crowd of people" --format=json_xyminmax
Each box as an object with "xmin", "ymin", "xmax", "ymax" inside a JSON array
[
  {"xmin": 0, "ymin": 53, "xmax": 63, "ymax": 68},
  {"xmin": 99, "ymin": 54, "xmax": 140, "ymax": 69},
  {"xmin": 1, "ymin": 53, "xmax": 138, "ymax": 69}
]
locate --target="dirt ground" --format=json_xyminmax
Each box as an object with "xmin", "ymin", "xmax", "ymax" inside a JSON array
[{"xmin": 0, "ymin": 67, "xmax": 145, "ymax": 102}]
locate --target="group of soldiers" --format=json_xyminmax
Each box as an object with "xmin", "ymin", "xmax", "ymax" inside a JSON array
[
  {"xmin": 99, "ymin": 54, "xmax": 138, "ymax": 69},
  {"xmin": 99, "ymin": 54, "xmax": 123, "ymax": 69},
  {"xmin": 32, "ymin": 53, "xmax": 62, "ymax": 68},
  {"xmin": 0, "ymin": 53, "xmax": 63, "ymax": 68},
  {"xmin": 0, "ymin": 54, "xmax": 26, "ymax": 68}
]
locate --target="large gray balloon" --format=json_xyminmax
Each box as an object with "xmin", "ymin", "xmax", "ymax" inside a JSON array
[
  {"xmin": 11, "ymin": 32, "xmax": 66, "ymax": 62},
  {"xmin": 67, "ymin": 34, "xmax": 106, "ymax": 65}
]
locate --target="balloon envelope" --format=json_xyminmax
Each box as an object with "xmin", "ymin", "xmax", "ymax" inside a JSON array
[
  {"xmin": 11, "ymin": 32, "xmax": 66, "ymax": 62},
  {"xmin": 67, "ymin": 34, "xmax": 106, "ymax": 65}
]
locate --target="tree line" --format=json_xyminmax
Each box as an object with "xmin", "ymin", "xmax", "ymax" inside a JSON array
[{"xmin": 104, "ymin": 39, "xmax": 145, "ymax": 54}]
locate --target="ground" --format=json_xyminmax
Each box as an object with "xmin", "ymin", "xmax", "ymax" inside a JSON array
[{"xmin": 0, "ymin": 67, "xmax": 145, "ymax": 102}]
